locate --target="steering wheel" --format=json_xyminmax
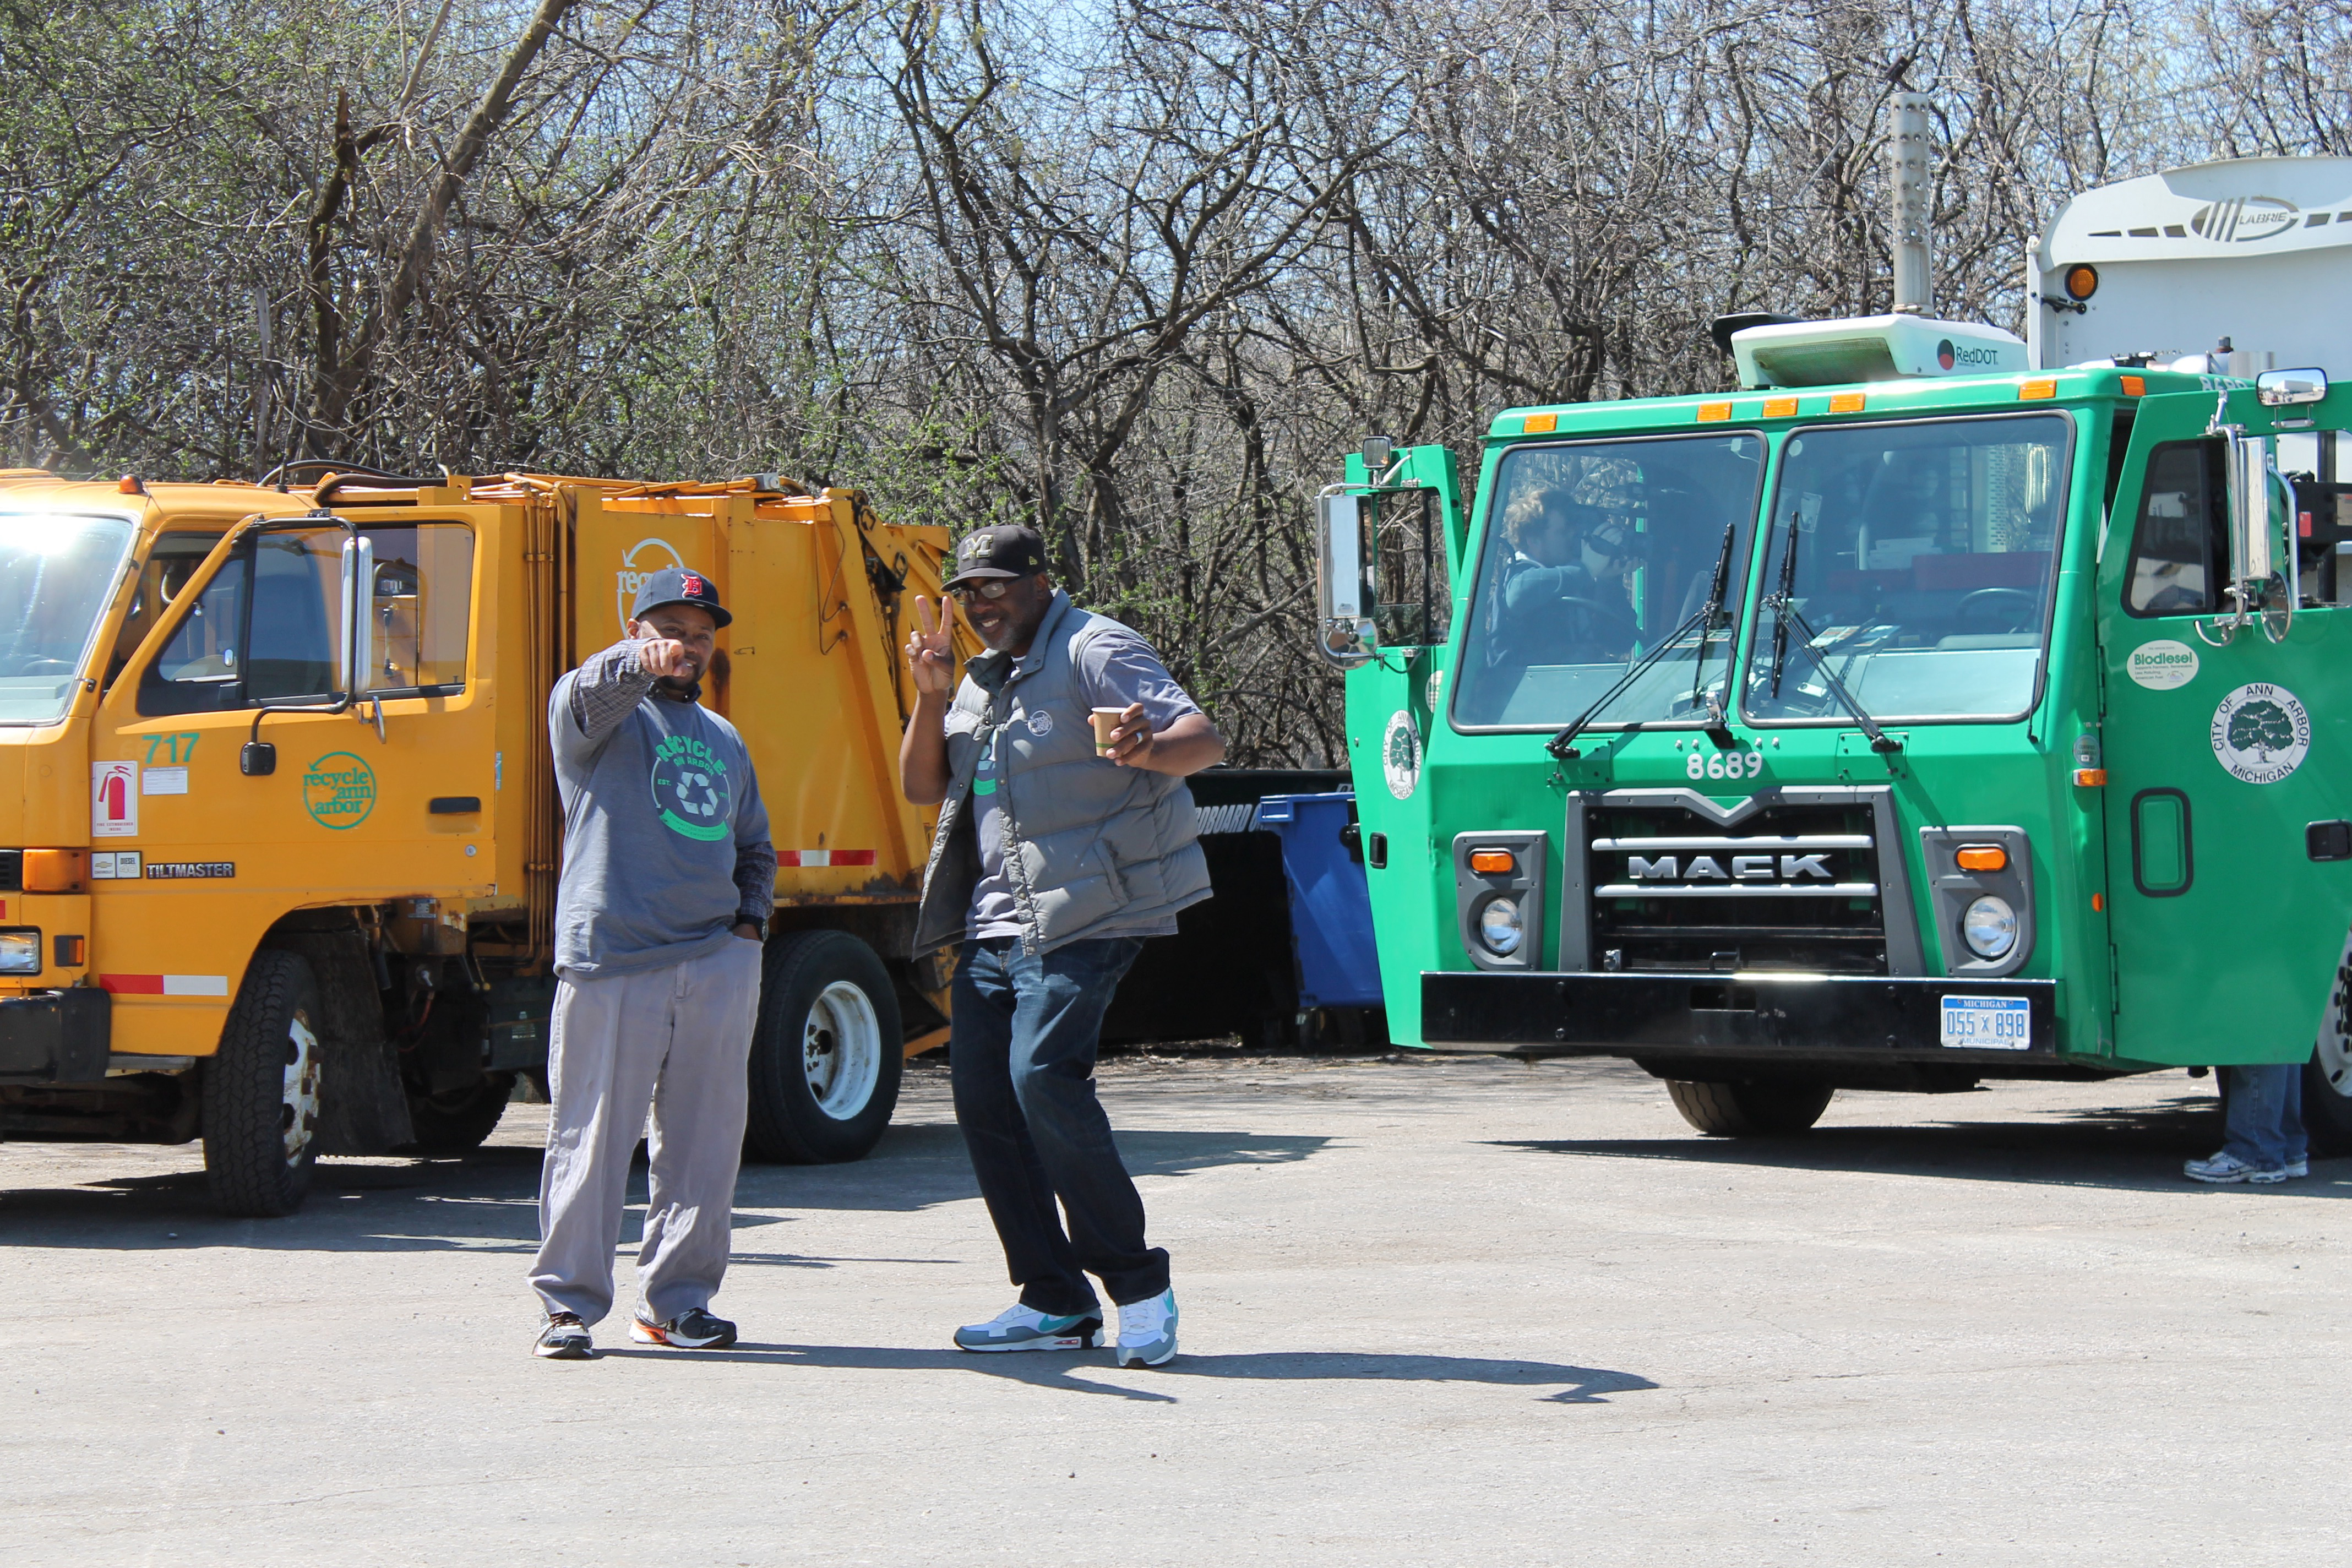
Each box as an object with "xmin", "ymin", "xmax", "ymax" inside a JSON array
[
  {"xmin": 0, "ymin": 657, "xmax": 72, "ymax": 678},
  {"xmin": 1551, "ymin": 594, "xmax": 1642, "ymax": 649},
  {"xmin": 1954, "ymin": 587, "xmax": 2038, "ymax": 634}
]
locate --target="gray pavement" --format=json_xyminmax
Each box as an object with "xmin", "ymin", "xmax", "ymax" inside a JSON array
[{"xmin": 1, "ymin": 1052, "xmax": 2340, "ymax": 1566}]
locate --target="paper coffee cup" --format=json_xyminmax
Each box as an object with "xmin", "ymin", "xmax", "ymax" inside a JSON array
[{"xmin": 1091, "ymin": 707, "xmax": 1127, "ymax": 754}]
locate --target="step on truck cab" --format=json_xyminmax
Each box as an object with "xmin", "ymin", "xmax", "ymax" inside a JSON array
[
  {"xmin": 1317, "ymin": 149, "xmax": 2352, "ymax": 1146},
  {"xmin": 0, "ymin": 465, "xmax": 966, "ymax": 1213}
]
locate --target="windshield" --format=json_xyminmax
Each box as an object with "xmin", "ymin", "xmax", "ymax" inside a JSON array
[
  {"xmin": 0, "ymin": 513, "xmax": 137, "ymax": 725},
  {"xmin": 1741, "ymin": 413, "xmax": 2072, "ymax": 726},
  {"xmin": 1452, "ymin": 432, "xmax": 1765, "ymax": 729}
]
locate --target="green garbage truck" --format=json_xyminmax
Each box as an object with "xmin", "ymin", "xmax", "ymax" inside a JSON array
[{"xmin": 1317, "ymin": 133, "xmax": 2352, "ymax": 1147}]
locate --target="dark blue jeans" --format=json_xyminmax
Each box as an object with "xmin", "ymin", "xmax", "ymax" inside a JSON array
[
  {"xmin": 2223, "ymin": 1062, "xmax": 2307, "ymax": 1170},
  {"xmin": 951, "ymin": 936, "xmax": 1169, "ymax": 1317}
]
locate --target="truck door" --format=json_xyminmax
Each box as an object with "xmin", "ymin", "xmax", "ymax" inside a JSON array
[
  {"xmin": 2097, "ymin": 387, "xmax": 2352, "ymax": 1066},
  {"xmin": 94, "ymin": 516, "xmax": 496, "ymax": 1052}
]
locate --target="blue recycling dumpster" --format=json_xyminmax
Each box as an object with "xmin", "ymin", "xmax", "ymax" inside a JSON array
[{"xmin": 1254, "ymin": 792, "xmax": 1383, "ymax": 1009}]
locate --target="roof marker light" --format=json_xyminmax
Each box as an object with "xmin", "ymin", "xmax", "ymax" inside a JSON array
[
  {"xmin": 1763, "ymin": 396, "xmax": 1799, "ymax": 418},
  {"xmin": 2019, "ymin": 377, "xmax": 2059, "ymax": 400},
  {"xmin": 1523, "ymin": 413, "xmax": 1557, "ymax": 434},
  {"xmin": 2120, "ymin": 375, "xmax": 2146, "ymax": 397},
  {"xmin": 1827, "ymin": 392, "xmax": 1867, "ymax": 413},
  {"xmin": 1697, "ymin": 401, "xmax": 1733, "ymax": 423}
]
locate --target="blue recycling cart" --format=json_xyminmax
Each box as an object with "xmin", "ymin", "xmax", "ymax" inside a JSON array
[{"xmin": 1253, "ymin": 792, "xmax": 1384, "ymax": 1011}]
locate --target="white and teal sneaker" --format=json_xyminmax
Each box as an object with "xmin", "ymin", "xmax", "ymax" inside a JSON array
[
  {"xmin": 1114, "ymin": 1288, "xmax": 1178, "ymax": 1368},
  {"xmin": 954, "ymin": 1303, "xmax": 1102, "ymax": 1353}
]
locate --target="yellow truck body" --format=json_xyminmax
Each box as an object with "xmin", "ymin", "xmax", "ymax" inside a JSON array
[{"xmin": 0, "ymin": 467, "xmax": 964, "ymax": 1212}]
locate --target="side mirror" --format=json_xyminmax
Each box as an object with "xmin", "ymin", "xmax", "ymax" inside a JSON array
[
  {"xmin": 2257, "ymin": 368, "xmax": 2329, "ymax": 407},
  {"xmin": 337, "ymin": 532, "xmax": 374, "ymax": 696},
  {"xmin": 1314, "ymin": 493, "xmax": 1375, "ymax": 667},
  {"xmin": 2218, "ymin": 432, "xmax": 2298, "ymax": 643}
]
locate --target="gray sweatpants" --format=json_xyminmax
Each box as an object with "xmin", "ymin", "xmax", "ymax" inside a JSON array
[{"xmin": 530, "ymin": 939, "xmax": 764, "ymax": 1325}]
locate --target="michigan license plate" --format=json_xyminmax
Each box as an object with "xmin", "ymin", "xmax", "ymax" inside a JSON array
[{"xmin": 1940, "ymin": 995, "xmax": 2032, "ymax": 1049}]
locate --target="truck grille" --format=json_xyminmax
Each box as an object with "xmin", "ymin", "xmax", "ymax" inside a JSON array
[{"xmin": 1585, "ymin": 800, "xmax": 1887, "ymax": 974}]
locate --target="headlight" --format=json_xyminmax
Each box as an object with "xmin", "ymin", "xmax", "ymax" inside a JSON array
[
  {"xmin": 1962, "ymin": 896, "xmax": 2017, "ymax": 960},
  {"xmin": 1477, "ymin": 897, "xmax": 1523, "ymax": 956},
  {"xmin": 0, "ymin": 930, "xmax": 40, "ymax": 974}
]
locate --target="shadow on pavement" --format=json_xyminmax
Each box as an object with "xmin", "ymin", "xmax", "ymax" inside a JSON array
[
  {"xmin": 1493, "ymin": 1091, "xmax": 2352, "ymax": 1196},
  {"xmin": 594, "ymin": 1342, "xmax": 1655, "ymax": 1405},
  {"xmin": 0, "ymin": 1121, "xmax": 1334, "ymax": 1251}
]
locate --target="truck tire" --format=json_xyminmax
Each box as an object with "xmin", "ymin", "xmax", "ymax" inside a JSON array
[
  {"xmin": 400, "ymin": 1074, "xmax": 515, "ymax": 1156},
  {"xmin": 2304, "ymin": 1044, "xmax": 2352, "ymax": 1157},
  {"xmin": 744, "ymin": 930, "xmax": 903, "ymax": 1163},
  {"xmin": 202, "ymin": 949, "xmax": 326, "ymax": 1217},
  {"xmin": 1665, "ymin": 1077, "xmax": 1834, "ymax": 1136}
]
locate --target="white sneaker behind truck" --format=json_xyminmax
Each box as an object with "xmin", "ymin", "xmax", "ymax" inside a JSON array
[{"xmin": 1115, "ymin": 1288, "xmax": 1178, "ymax": 1367}]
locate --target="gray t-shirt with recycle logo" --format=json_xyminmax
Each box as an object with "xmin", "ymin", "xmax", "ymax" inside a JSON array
[{"xmin": 549, "ymin": 639, "xmax": 775, "ymax": 978}]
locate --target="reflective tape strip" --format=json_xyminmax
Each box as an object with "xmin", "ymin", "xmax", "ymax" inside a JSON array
[
  {"xmin": 777, "ymin": 851, "xmax": 876, "ymax": 868},
  {"xmin": 101, "ymin": 974, "xmax": 230, "ymax": 997}
]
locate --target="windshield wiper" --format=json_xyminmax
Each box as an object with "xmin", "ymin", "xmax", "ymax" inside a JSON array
[
  {"xmin": 1686, "ymin": 521, "xmax": 1739, "ymax": 733},
  {"xmin": 1545, "ymin": 608, "xmax": 1711, "ymax": 760},
  {"xmin": 1548, "ymin": 522, "xmax": 1745, "ymax": 761},
  {"xmin": 1757, "ymin": 518, "xmax": 1901, "ymax": 753}
]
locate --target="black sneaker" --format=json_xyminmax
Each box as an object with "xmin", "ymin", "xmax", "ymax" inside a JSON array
[
  {"xmin": 535, "ymin": 1312, "xmax": 594, "ymax": 1359},
  {"xmin": 629, "ymin": 1306, "xmax": 738, "ymax": 1349}
]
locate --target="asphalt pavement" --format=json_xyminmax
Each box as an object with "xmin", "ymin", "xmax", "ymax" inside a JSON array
[{"xmin": 1, "ymin": 1052, "xmax": 2340, "ymax": 1566}]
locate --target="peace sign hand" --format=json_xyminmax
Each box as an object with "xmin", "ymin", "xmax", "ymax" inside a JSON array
[{"xmin": 906, "ymin": 595, "xmax": 956, "ymax": 696}]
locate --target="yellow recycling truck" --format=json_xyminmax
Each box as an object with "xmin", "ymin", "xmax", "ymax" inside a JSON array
[{"xmin": 0, "ymin": 463, "xmax": 965, "ymax": 1214}]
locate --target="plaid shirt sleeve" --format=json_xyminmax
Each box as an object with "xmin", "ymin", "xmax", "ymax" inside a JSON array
[{"xmin": 567, "ymin": 639, "xmax": 658, "ymax": 743}]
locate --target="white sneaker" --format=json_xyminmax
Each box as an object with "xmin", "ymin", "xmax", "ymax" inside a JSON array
[
  {"xmin": 2186, "ymin": 1150, "xmax": 2289, "ymax": 1184},
  {"xmin": 1115, "ymin": 1288, "xmax": 1178, "ymax": 1367},
  {"xmin": 954, "ymin": 1303, "xmax": 1101, "ymax": 1353}
]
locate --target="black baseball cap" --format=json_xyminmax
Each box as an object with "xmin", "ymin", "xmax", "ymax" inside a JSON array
[
  {"xmin": 945, "ymin": 524, "xmax": 1049, "ymax": 586},
  {"xmin": 631, "ymin": 566, "xmax": 732, "ymax": 629}
]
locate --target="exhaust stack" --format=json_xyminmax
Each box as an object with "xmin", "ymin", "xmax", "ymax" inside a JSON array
[{"xmin": 1890, "ymin": 92, "xmax": 1935, "ymax": 315}]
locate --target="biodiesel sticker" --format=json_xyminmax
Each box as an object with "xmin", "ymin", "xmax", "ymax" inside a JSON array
[
  {"xmin": 1382, "ymin": 709, "xmax": 1421, "ymax": 800},
  {"xmin": 2211, "ymin": 682, "xmax": 2311, "ymax": 784},
  {"xmin": 303, "ymin": 752, "xmax": 377, "ymax": 829},
  {"xmin": 2127, "ymin": 639, "xmax": 2199, "ymax": 690},
  {"xmin": 651, "ymin": 732, "xmax": 733, "ymax": 840}
]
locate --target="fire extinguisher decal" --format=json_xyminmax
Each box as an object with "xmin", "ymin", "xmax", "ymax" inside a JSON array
[{"xmin": 92, "ymin": 760, "xmax": 138, "ymax": 837}]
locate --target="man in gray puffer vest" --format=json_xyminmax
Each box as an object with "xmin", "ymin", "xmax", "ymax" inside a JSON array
[{"xmin": 902, "ymin": 524, "xmax": 1224, "ymax": 1367}]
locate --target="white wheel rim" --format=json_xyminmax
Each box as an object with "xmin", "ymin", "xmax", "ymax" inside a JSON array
[
  {"xmin": 802, "ymin": 981, "xmax": 882, "ymax": 1121},
  {"xmin": 282, "ymin": 1010, "xmax": 323, "ymax": 1163},
  {"xmin": 2317, "ymin": 951, "xmax": 2352, "ymax": 1102}
]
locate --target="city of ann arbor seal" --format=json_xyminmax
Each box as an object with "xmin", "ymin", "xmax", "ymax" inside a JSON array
[
  {"xmin": 2210, "ymin": 682, "xmax": 2311, "ymax": 785},
  {"xmin": 1382, "ymin": 709, "xmax": 1422, "ymax": 800}
]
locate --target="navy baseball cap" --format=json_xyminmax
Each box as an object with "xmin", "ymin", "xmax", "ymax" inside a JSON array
[
  {"xmin": 945, "ymin": 524, "xmax": 1049, "ymax": 586},
  {"xmin": 631, "ymin": 566, "xmax": 732, "ymax": 629}
]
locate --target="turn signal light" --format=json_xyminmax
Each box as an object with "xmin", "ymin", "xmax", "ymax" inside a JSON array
[
  {"xmin": 2073, "ymin": 767, "xmax": 2108, "ymax": 787},
  {"xmin": 1468, "ymin": 849, "xmax": 1517, "ymax": 875},
  {"xmin": 1956, "ymin": 845, "xmax": 2008, "ymax": 873},
  {"xmin": 2064, "ymin": 263, "xmax": 2100, "ymax": 301},
  {"xmin": 22, "ymin": 849, "xmax": 89, "ymax": 893}
]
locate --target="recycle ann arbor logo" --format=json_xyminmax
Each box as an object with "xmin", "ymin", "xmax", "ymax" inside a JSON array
[
  {"xmin": 650, "ymin": 732, "xmax": 733, "ymax": 841},
  {"xmin": 2210, "ymin": 682, "xmax": 2312, "ymax": 785}
]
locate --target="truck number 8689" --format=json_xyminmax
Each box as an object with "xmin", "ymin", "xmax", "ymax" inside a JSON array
[{"xmin": 1687, "ymin": 749, "xmax": 1766, "ymax": 780}]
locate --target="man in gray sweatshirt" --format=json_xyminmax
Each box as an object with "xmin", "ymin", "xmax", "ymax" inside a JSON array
[{"xmin": 530, "ymin": 567, "xmax": 776, "ymax": 1360}]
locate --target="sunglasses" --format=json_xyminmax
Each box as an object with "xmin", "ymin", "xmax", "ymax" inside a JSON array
[{"xmin": 947, "ymin": 579, "xmax": 1017, "ymax": 604}]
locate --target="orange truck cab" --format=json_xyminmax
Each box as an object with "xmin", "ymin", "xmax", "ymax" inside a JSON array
[{"xmin": 0, "ymin": 465, "xmax": 965, "ymax": 1214}]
